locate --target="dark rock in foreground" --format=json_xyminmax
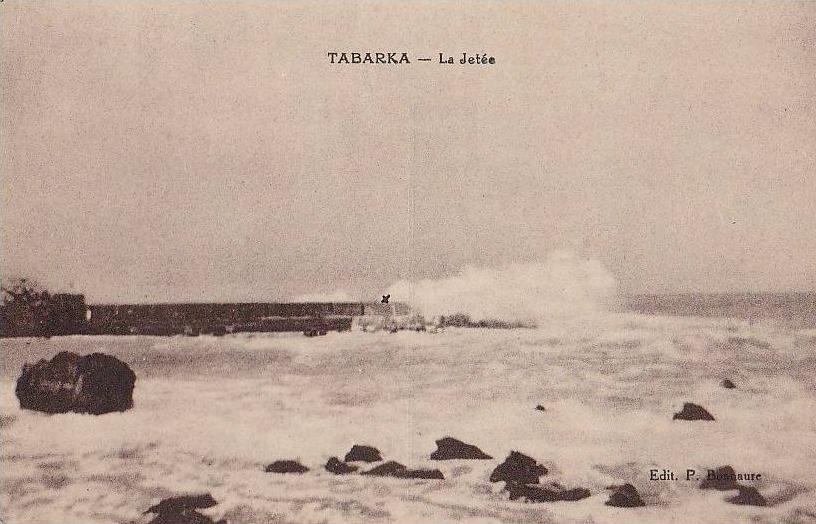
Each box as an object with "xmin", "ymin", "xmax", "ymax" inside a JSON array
[
  {"xmin": 360, "ymin": 461, "xmax": 444, "ymax": 479},
  {"xmin": 264, "ymin": 460, "xmax": 309, "ymax": 474},
  {"xmin": 144, "ymin": 493, "xmax": 225, "ymax": 524},
  {"xmin": 145, "ymin": 494, "xmax": 218, "ymax": 515},
  {"xmin": 673, "ymin": 402, "xmax": 715, "ymax": 421},
  {"xmin": 16, "ymin": 351, "xmax": 136, "ymax": 415},
  {"xmin": 507, "ymin": 482, "xmax": 590, "ymax": 503},
  {"xmin": 490, "ymin": 451, "xmax": 548, "ymax": 484},
  {"xmin": 726, "ymin": 486, "xmax": 767, "ymax": 506},
  {"xmin": 430, "ymin": 437, "xmax": 492, "ymax": 460},
  {"xmin": 535, "ymin": 405, "xmax": 546, "ymax": 412},
  {"xmin": 344, "ymin": 445, "xmax": 383, "ymax": 462},
  {"xmin": 325, "ymin": 457, "xmax": 358, "ymax": 474},
  {"xmin": 396, "ymin": 468, "xmax": 444, "ymax": 480},
  {"xmin": 605, "ymin": 483, "xmax": 646, "ymax": 507},
  {"xmin": 361, "ymin": 461, "xmax": 407, "ymax": 476},
  {"xmin": 700, "ymin": 466, "xmax": 739, "ymax": 491},
  {"xmin": 720, "ymin": 379, "xmax": 736, "ymax": 389}
]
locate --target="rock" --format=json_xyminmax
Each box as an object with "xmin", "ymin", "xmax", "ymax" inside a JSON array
[
  {"xmin": 430, "ymin": 437, "xmax": 492, "ymax": 460},
  {"xmin": 264, "ymin": 460, "xmax": 309, "ymax": 474},
  {"xmin": 726, "ymin": 486, "xmax": 767, "ymax": 506},
  {"xmin": 720, "ymin": 379, "xmax": 736, "ymax": 389},
  {"xmin": 325, "ymin": 457, "xmax": 358, "ymax": 474},
  {"xmin": 344, "ymin": 445, "xmax": 383, "ymax": 462},
  {"xmin": 361, "ymin": 461, "xmax": 407, "ymax": 476},
  {"xmin": 490, "ymin": 451, "xmax": 548, "ymax": 484},
  {"xmin": 605, "ymin": 483, "xmax": 646, "ymax": 507},
  {"xmin": 15, "ymin": 351, "xmax": 136, "ymax": 415},
  {"xmin": 506, "ymin": 482, "xmax": 590, "ymax": 503},
  {"xmin": 360, "ymin": 461, "xmax": 444, "ymax": 479},
  {"xmin": 672, "ymin": 402, "xmax": 715, "ymax": 421},
  {"xmin": 147, "ymin": 512, "xmax": 221, "ymax": 524},
  {"xmin": 143, "ymin": 494, "xmax": 225, "ymax": 524},
  {"xmin": 16, "ymin": 351, "xmax": 80, "ymax": 414},
  {"xmin": 535, "ymin": 405, "xmax": 546, "ymax": 412},
  {"xmin": 73, "ymin": 353, "xmax": 137, "ymax": 414},
  {"xmin": 145, "ymin": 494, "xmax": 218, "ymax": 515},
  {"xmin": 396, "ymin": 468, "xmax": 445, "ymax": 480},
  {"xmin": 700, "ymin": 466, "xmax": 739, "ymax": 490}
]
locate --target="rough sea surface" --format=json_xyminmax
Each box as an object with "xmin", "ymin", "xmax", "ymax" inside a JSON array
[{"xmin": 2, "ymin": 309, "xmax": 816, "ymax": 523}]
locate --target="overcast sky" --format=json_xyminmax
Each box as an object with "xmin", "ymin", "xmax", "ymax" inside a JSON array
[{"xmin": 2, "ymin": 1, "xmax": 814, "ymax": 302}]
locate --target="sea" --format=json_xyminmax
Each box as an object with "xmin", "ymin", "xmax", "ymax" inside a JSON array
[{"xmin": 1, "ymin": 292, "xmax": 815, "ymax": 523}]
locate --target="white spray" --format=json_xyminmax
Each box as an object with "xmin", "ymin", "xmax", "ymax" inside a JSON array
[{"xmin": 388, "ymin": 251, "xmax": 618, "ymax": 324}]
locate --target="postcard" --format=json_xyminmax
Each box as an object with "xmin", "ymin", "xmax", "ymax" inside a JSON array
[{"xmin": 2, "ymin": 2, "xmax": 815, "ymax": 523}]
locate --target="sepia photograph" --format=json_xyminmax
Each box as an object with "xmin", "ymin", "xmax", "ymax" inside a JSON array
[{"xmin": 1, "ymin": 1, "xmax": 815, "ymax": 523}]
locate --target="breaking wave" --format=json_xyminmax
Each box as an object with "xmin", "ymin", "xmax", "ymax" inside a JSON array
[{"xmin": 388, "ymin": 251, "xmax": 619, "ymax": 323}]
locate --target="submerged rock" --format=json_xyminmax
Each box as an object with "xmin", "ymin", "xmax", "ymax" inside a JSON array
[
  {"xmin": 361, "ymin": 461, "xmax": 407, "ymax": 476},
  {"xmin": 672, "ymin": 402, "xmax": 715, "ymax": 421},
  {"xmin": 726, "ymin": 486, "xmax": 767, "ymax": 506},
  {"xmin": 325, "ymin": 457, "xmax": 358, "ymax": 474},
  {"xmin": 15, "ymin": 351, "xmax": 136, "ymax": 415},
  {"xmin": 507, "ymin": 482, "xmax": 590, "ymax": 503},
  {"xmin": 397, "ymin": 468, "xmax": 445, "ymax": 480},
  {"xmin": 605, "ymin": 483, "xmax": 646, "ymax": 507},
  {"xmin": 344, "ymin": 445, "xmax": 383, "ymax": 462},
  {"xmin": 264, "ymin": 460, "xmax": 309, "ymax": 474},
  {"xmin": 490, "ymin": 451, "xmax": 548, "ymax": 484},
  {"xmin": 430, "ymin": 437, "xmax": 492, "ymax": 460},
  {"xmin": 143, "ymin": 493, "xmax": 225, "ymax": 524},
  {"xmin": 360, "ymin": 461, "xmax": 444, "ymax": 479},
  {"xmin": 720, "ymin": 379, "xmax": 736, "ymax": 389},
  {"xmin": 700, "ymin": 466, "xmax": 739, "ymax": 491}
]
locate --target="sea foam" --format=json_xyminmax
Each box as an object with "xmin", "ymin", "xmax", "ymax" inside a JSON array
[{"xmin": 388, "ymin": 251, "xmax": 618, "ymax": 323}]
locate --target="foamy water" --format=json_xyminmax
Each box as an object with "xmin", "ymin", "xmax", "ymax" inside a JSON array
[
  {"xmin": 388, "ymin": 253, "xmax": 619, "ymax": 322},
  {"xmin": 2, "ymin": 314, "xmax": 815, "ymax": 523}
]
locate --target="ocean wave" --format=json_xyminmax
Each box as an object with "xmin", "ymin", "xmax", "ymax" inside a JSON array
[{"xmin": 388, "ymin": 251, "xmax": 618, "ymax": 323}]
